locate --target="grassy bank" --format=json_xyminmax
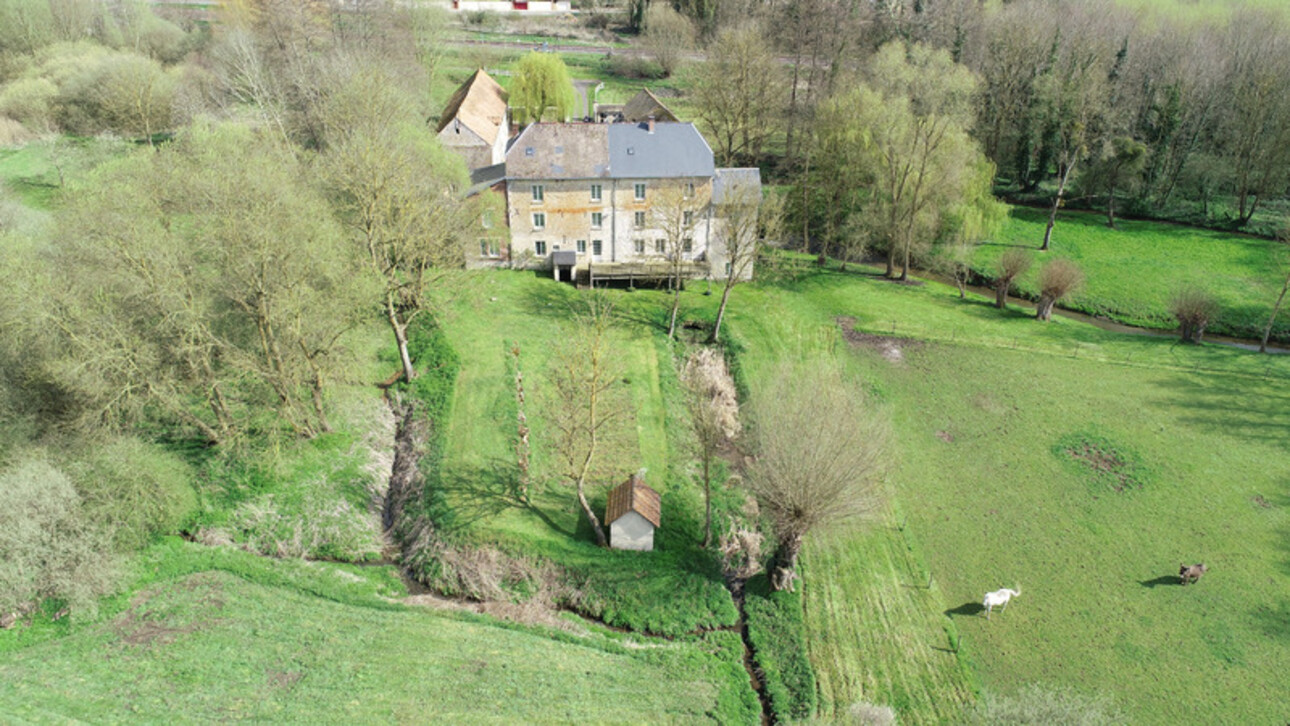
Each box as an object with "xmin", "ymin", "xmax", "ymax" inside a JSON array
[
  {"xmin": 0, "ymin": 552, "xmax": 752, "ymax": 722},
  {"xmin": 976, "ymin": 207, "xmax": 1290, "ymax": 342}
]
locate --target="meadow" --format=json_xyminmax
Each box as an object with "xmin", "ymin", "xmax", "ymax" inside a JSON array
[
  {"xmin": 975, "ymin": 207, "xmax": 1290, "ymax": 342},
  {"xmin": 0, "ymin": 541, "xmax": 753, "ymax": 723},
  {"xmin": 719, "ymin": 265, "xmax": 1290, "ymax": 724}
]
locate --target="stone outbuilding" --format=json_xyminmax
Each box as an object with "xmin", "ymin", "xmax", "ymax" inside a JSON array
[
  {"xmin": 435, "ymin": 69, "xmax": 510, "ymax": 171},
  {"xmin": 605, "ymin": 474, "xmax": 661, "ymax": 551}
]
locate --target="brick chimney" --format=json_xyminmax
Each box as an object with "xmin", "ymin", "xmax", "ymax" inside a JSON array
[{"xmin": 647, "ymin": 115, "xmax": 655, "ymax": 134}]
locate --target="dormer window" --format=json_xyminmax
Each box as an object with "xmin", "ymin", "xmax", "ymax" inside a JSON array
[{"xmin": 525, "ymin": 147, "xmax": 535, "ymax": 156}]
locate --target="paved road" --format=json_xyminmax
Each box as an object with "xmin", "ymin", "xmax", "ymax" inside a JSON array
[{"xmin": 571, "ymin": 79, "xmax": 600, "ymax": 118}]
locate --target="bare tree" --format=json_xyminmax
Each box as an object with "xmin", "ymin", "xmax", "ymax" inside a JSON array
[
  {"xmin": 710, "ymin": 183, "xmax": 779, "ymax": 344},
  {"xmin": 550, "ymin": 294, "xmax": 624, "ymax": 548},
  {"xmin": 1036, "ymin": 42, "xmax": 1109, "ymax": 251},
  {"xmin": 681, "ymin": 348, "xmax": 740, "ymax": 548},
  {"xmin": 1259, "ymin": 231, "xmax": 1290, "ymax": 353},
  {"xmin": 690, "ymin": 21, "xmax": 787, "ymax": 166},
  {"xmin": 642, "ymin": 2, "xmax": 695, "ymax": 77},
  {"xmin": 319, "ymin": 68, "xmax": 474, "ymax": 383},
  {"xmin": 510, "ymin": 342, "xmax": 531, "ymax": 503},
  {"xmin": 746, "ymin": 361, "xmax": 887, "ymax": 592},
  {"xmin": 1035, "ymin": 258, "xmax": 1084, "ymax": 321},
  {"xmin": 652, "ymin": 182, "xmax": 709, "ymax": 339},
  {"xmin": 995, "ymin": 248, "xmax": 1033, "ymax": 309}
]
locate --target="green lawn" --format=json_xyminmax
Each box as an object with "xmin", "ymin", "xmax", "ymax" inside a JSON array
[
  {"xmin": 719, "ymin": 265, "xmax": 1290, "ymax": 724},
  {"xmin": 434, "ymin": 274, "xmax": 738, "ymax": 636},
  {"xmin": 976, "ymin": 207, "xmax": 1290, "ymax": 342},
  {"xmin": 0, "ymin": 566, "xmax": 748, "ymax": 723}
]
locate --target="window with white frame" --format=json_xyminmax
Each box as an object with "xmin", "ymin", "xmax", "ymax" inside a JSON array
[
  {"xmin": 532, "ymin": 212, "xmax": 545, "ymax": 229},
  {"xmin": 685, "ymin": 182, "xmax": 695, "ymax": 198},
  {"xmin": 480, "ymin": 239, "xmax": 500, "ymax": 257},
  {"xmin": 591, "ymin": 211, "xmax": 604, "ymax": 229},
  {"xmin": 634, "ymin": 182, "xmax": 646, "ymax": 200},
  {"xmin": 635, "ymin": 211, "xmax": 646, "ymax": 228},
  {"xmin": 592, "ymin": 240, "xmax": 603, "ymax": 256},
  {"xmin": 683, "ymin": 238, "xmax": 693, "ymax": 253},
  {"xmin": 634, "ymin": 239, "xmax": 645, "ymax": 254},
  {"xmin": 532, "ymin": 185, "xmax": 544, "ymax": 203},
  {"xmin": 534, "ymin": 240, "xmax": 547, "ymax": 255},
  {"xmin": 655, "ymin": 238, "xmax": 665, "ymax": 254},
  {"xmin": 683, "ymin": 210, "xmax": 693, "ymax": 226},
  {"xmin": 590, "ymin": 184, "xmax": 602, "ymax": 201},
  {"xmin": 576, "ymin": 239, "xmax": 587, "ymax": 253}
]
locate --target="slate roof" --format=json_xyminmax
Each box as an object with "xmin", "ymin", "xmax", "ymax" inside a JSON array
[
  {"xmin": 504, "ymin": 121, "xmax": 715, "ymax": 180},
  {"xmin": 620, "ymin": 89, "xmax": 679, "ymax": 123},
  {"xmin": 605, "ymin": 474, "xmax": 661, "ymax": 528},
  {"xmin": 713, "ymin": 168, "xmax": 762, "ymax": 204},
  {"xmin": 607, "ymin": 122, "xmax": 714, "ymax": 179},
  {"xmin": 505, "ymin": 124, "xmax": 610, "ymax": 179},
  {"xmin": 435, "ymin": 70, "xmax": 509, "ymax": 145}
]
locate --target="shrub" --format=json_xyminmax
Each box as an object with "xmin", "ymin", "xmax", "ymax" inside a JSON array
[
  {"xmin": 1035, "ymin": 259, "xmax": 1084, "ymax": 321},
  {"xmin": 464, "ymin": 10, "xmax": 501, "ymax": 29},
  {"xmin": 607, "ymin": 54, "xmax": 666, "ymax": 80},
  {"xmin": 1169, "ymin": 285, "xmax": 1220, "ymax": 343},
  {"xmin": 57, "ymin": 51, "xmax": 175, "ymax": 139},
  {"xmin": 995, "ymin": 248, "xmax": 1033, "ymax": 308},
  {"xmin": 69, "ymin": 437, "xmax": 197, "ymax": 551},
  {"xmin": 0, "ymin": 459, "xmax": 120, "ymax": 618},
  {"xmin": 0, "ymin": 76, "xmax": 57, "ymax": 130}
]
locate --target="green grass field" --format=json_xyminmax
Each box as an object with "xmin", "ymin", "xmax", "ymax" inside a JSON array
[
  {"xmin": 433, "ymin": 274, "xmax": 738, "ymax": 636},
  {"xmin": 718, "ymin": 265, "xmax": 1290, "ymax": 724},
  {"xmin": 976, "ymin": 207, "xmax": 1290, "ymax": 342},
  {"xmin": 0, "ymin": 560, "xmax": 749, "ymax": 722}
]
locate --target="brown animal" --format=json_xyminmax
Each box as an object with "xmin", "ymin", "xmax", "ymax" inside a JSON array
[{"xmin": 1179, "ymin": 563, "xmax": 1208, "ymax": 585}]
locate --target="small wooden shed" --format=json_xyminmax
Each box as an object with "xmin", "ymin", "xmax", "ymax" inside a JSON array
[{"xmin": 605, "ymin": 474, "xmax": 660, "ymax": 551}]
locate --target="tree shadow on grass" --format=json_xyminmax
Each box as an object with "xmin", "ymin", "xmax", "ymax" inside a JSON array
[
  {"xmin": 1138, "ymin": 575, "xmax": 1181, "ymax": 589},
  {"xmin": 436, "ymin": 459, "xmax": 526, "ymax": 529},
  {"xmin": 944, "ymin": 601, "xmax": 985, "ymax": 618}
]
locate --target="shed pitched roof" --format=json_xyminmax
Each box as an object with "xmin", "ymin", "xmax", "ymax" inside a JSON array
[
  {"xmin": 436, "ymin": 69, "xmax": 509, "ymax": 145},
  {"xmin": 608, "ymin": 122, "xmax": 715, "ymax": 179},
  {"xmin": 505, "ymin": 123, "xmax": 610, "ymax": 179},
  {"xmin": 621, "ymin": 89, "xmax": 679, "ymax": 123},
  {"xmin": 605, "ymin": 474, "xmax": 661, "ymax": 528}
]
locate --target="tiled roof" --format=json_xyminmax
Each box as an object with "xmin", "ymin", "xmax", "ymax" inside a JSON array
[
  {"xmin": 436, "ymin": 69, "xmax": 508, "ymax": 145},
  {"xmin": 605, "ymin": 474, "xmax": 661, "ymax": 528},
  {"xmin": 505, "ymin": 123, "xmax": 610, "ymax": 179},
  {"xmin": 621, "ymin": 88, "xmax": 679, "ymax": 123}
]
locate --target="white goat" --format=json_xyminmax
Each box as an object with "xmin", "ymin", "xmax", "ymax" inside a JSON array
[{"xmin": 982, "ymin": 587, "xmax": 1021, "ymax": 620}]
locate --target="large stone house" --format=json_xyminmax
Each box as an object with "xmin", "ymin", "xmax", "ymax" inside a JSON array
[
  {"xmin": 489, "ymin": 119, "xmax": 758, "ymax": 282},
  {"xmin": 438, "ymin": 70, "xmax": 759, "ymax": 282}
]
